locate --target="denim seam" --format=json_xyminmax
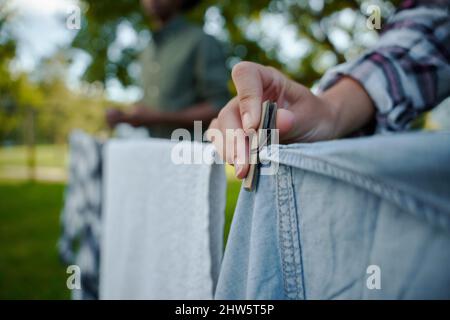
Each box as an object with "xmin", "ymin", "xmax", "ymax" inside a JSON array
[
  {"xmin": 276, "ymin": 164, "xmax": 305, "ymax": 299},
  {"xmin": 276, "ymin": 166, "xmax": 292, "ymax": 299},
  {"xmin": 291, "ymin": 169, "xmax": 307, "ymax": 300}
]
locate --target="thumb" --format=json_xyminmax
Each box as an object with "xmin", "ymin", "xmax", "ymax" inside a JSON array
[{"xmin": 276, "ymin": 108, "xmax": 295, "ymax": 139}]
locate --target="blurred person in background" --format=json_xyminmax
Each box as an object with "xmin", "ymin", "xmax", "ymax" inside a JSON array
[
  {"xmin": 209, "ymin": 0, "xmax": 450, "ymax": 178},
  {"xmin": 106, "ymin": 0, "xmax": 230, "ymax": 139}
]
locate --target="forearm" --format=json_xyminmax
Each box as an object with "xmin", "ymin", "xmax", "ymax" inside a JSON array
[{"xmin": 319, "ymin": 2, "xmax": 450, "ymax": 132}]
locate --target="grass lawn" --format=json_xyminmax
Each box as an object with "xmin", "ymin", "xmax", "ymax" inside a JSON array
[
  {"xmin": 224, "ymin": 179, "xmax": 241, "ymax": 245},
  {"xmin": 0, "ymin": 145, "xmax": 241, "ymax": 299}
]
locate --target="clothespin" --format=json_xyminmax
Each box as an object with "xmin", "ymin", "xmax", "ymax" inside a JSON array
[{"xmin": 243, "ymin": 100, "xmax": 277, "ymax": 191}]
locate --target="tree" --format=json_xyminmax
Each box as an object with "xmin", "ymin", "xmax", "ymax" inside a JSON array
[
  {"xmin": 0, "ymin": 13, "xmax": 19, "ymax": 142},
  {"xmin": 35, "ymin": 54, "xmax": 110, "ymax": 144}
]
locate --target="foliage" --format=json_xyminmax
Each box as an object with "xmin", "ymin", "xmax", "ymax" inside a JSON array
[
  {"xmin": 34, "ymin": 56, "xmax": 110, "ymax": 144},
  {"xmin": 0, "ymin": 10, "xmax": 110, "ymax": 144},
  {"xmin": 0, "ymin": 50, "xmax": 110, "ymax": 144},
  {"xmin": 0, "ymin": 14, "xmax": 21, "ymax": 142}
]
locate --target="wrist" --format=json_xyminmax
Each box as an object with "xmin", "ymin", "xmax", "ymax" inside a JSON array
[{"xmin": 319, "ymin": 90, "xmax": 345, "ymax": 139}]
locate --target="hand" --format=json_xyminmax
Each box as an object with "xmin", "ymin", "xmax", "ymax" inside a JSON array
[
  {"xmin": 208, "ymin": 61, "xmax": 375, "ymax": 178},
  {"xmin": 105, "ymin": 108, "xmax": 126, "ymax": 128}
]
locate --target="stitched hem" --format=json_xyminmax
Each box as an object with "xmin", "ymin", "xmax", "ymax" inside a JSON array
[{"xmin": 276, "ymin": 164, "xmax": 306, "ymax": 299}]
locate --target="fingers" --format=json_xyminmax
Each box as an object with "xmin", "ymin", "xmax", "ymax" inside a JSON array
[
  {"xmin": 232, "ymin": 62, "xmax": 263, "ymax": 131},
  {"xmin": 207, "ymin": 98, "xmax": 250, "ymax": 178},
  {"xmin": 207, "ymin": 118, "xmax": 219, "ymax": 135},
  {"xmin": 206, "ymin": 118, "xmax": 223, "ymax": 159},
  {"xmin": 218, "ymin": 99, "xmax": 250, "ymax": 178},
  {"xmin": 209, "ymin": 62, "xmax": 307, "ymax": 179}
]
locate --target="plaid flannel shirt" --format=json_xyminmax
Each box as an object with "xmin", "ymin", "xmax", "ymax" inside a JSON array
[{"xmin": 319, "ymin": 0, "xmax": 450, "ymax": 132}]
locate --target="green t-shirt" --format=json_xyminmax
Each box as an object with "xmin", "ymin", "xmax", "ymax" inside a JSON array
[{"xmin": 139, "ymin": 16, "xmax": 230, "ymax": 139}]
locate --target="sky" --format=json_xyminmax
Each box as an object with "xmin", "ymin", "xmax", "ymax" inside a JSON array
[
  {"xmin": 3, "ymin": 0, "xmax": 143, "ymax": 102},
  {"xmin": 5, "ymin": 0, "xmax": 80, "ymax": 71}
]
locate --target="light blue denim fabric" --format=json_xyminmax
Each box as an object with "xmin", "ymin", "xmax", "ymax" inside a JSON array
[{"xmin": 215, "ymin": 132, "xmax": 450, "ymax": 299}]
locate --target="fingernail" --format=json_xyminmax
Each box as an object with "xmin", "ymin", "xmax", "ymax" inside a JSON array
[{"xmin": 241, "ymin": 112, "xmax": 252, "ymax": 130}]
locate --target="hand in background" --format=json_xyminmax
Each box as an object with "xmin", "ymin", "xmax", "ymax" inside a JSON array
[
  {"xmin": 125, "ymin": 105, "xmax": 163, "ymax": 127},
  {"xmin": 106, "ymin": 105, "xmax": 163, "ymax": 128},
  {"xmin": 105, "ymin": 108, "xmax": 126, "ymax": 129}
]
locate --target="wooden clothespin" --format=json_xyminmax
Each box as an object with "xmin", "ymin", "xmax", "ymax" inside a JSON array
[{"xmin": 243, "ymin": 100, "xmax": 277, "ymax": 191}]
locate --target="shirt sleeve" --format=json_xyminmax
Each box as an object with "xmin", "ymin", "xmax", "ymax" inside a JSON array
[
  {"xmin": 318, "ymin": 1, "xmax": 450, "ymax": 132},
  {"xmin": 194, "ymin": 34, "xmax": 231, "ymax": 111}
]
